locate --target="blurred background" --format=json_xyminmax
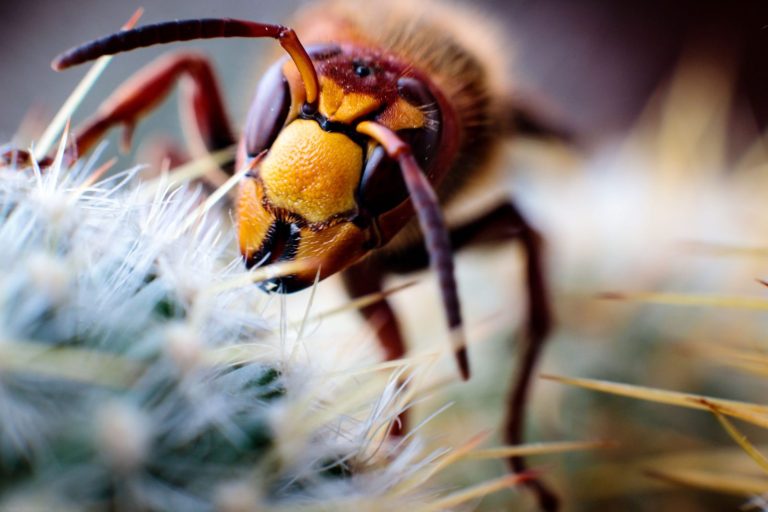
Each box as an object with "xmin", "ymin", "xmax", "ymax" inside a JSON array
[
  {"xmin": 3, "ymin": 1, "xmax": 768, "ymax": 510},
  {"xmin": 3, "ymin": 0, "xmax": 768, "ymax": 145}
]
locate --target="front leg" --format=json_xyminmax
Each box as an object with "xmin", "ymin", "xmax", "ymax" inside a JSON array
[
  {"xmin": 341, "ymin": 261, "xmax": 408, "ymax": 436},
  {"xmin": 354, "ymin": 200, "xmax": 558, "ymax": 511},
  {"xmin": 72, "ymin": 51, "xmax": 236, "ymax": 163}
]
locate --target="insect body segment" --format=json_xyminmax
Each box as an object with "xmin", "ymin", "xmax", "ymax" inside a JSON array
[
  {"xmin": 238, "ymin": 44, "xmax": 456, "ymax": 304},
  {"xmin": 260, "ymin": 119, "xmax": 364, "ymax": 223}
]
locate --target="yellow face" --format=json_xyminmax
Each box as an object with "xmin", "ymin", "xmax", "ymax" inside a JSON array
[
  {"xmin": 237, "ymin": 71, "xmax": 431, "ymax": 292},
  {"xmin": 237, "ymin": 117, "xmax": 371, "ymax": 291}
]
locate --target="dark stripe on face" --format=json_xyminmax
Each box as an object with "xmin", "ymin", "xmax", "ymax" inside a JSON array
[
  {"xmin": 244, "ymin": 220, "xmax": 301, "ymax": 269},
  {"xmin": 244, "ymin": 220, "xmax": 309, "ymax": 294}
]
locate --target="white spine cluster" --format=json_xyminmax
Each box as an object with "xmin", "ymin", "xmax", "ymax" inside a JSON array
[{"xmin": 0, "ymin": 147, "xmax": 447, "ymax": 511}]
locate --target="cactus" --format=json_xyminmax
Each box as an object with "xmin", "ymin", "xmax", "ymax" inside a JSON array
[{"xmin": 0, "ymin": 143, "xmax": 448, "ymax": 511}]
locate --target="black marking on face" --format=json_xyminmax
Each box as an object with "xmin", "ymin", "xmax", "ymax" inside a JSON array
[{"xmin": 245, "ymin": 220, "xmax": 301, "ymax": 270}]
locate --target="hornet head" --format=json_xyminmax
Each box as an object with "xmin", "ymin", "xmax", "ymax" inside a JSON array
[{"xmin": 237, "ymin": 44, "xmax": 445, "ymax": 292}]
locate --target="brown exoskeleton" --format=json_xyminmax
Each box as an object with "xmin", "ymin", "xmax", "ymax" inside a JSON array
[{"xmin": 43, "ymin": 1, "xmax": 573, "ymax": 509}]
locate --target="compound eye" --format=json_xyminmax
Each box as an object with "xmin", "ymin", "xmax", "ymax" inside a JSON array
[
  {"xmin": 397, "ymin": 77, "xmax": 435, "ymax": 111},
  {"xmin": 358, "ymin": 77, "xmax": 442, "ymax": 216},
  {"xmin": 244, "ymin": 59, "xmax": 292, "ymax": 157},
  {"xmin": 396, "ymin": 77, "xmax": 442, "ymax": 173}
]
